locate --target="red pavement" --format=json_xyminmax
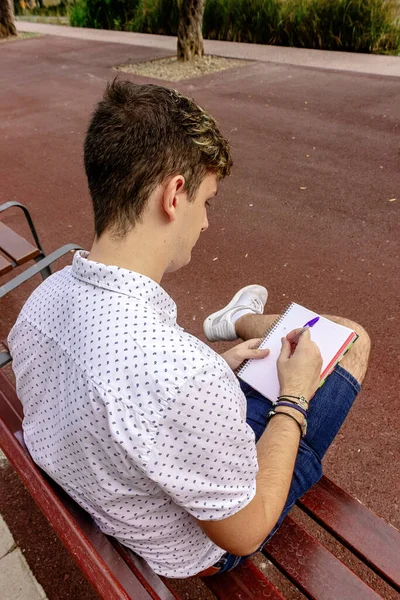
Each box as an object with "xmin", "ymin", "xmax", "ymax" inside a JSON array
[{"xmin": 0, "ymin": 33, "xmax": 399, "ymax": 599}]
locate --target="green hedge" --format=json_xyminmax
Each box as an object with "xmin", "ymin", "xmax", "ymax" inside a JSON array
[
  {"xmin": 127, "ymin": 0, "xmax": 179, "ymax": 35},
  {"xmin": 69, "ymin": 0, "xmax": 178, "ymax": 32},
  {"xmin": 203, "ymin": 0, "xmax": 282, "ymax": 44},
  {"xmin": 69, "ymin": 0, "xmax": 400, "ymax": 54},
  {"xmin": 276, "ymin": 0, "xmax": 400, "ymax": 53},
  {"xmin": 69, "ymin": 0, "xmax": 140, "ymax": 30}
]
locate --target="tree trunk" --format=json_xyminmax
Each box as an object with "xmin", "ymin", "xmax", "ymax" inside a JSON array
[
  {"xmin": 177, "ymin": 0, "xmax": 206, "ymax": 62},
  {"xmin": 0, "ymin": 0, "xmax": 17, "ymax": 39}
]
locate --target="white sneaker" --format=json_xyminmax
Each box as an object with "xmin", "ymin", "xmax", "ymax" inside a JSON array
[{"xmin": 203, "ymin": 285, "xmax": 268, "ymax": 342}]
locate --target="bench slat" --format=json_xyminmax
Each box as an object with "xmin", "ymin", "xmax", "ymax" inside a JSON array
[
  {"xmin": 202, "ymin": 559, "xmax": 286, "ymax": 600},
  {"xmin": 117, "ymin": 533, "xmax": 286, "ymax": 600},
  {"xmin": 0, "ymin": 254, "xmax": 13, "ymax": 276},
  {"xmin": 0, "ymin": 365, "xmax": 23, "ymax": 420},
  {"xmin": 0, "ymin": 380, "xmax": 22, "ymax": 434},
  {"xmin": 262, "ymin": 516, "xmax": 382, "ymax": 600},
  {"xmin": 114, "ymin": 544, "xmax": 182, "ymax": 600},
  {"xmin": 0, "ymin": 427, "xmax": 155, "ymax": 600},
  {"xmin": 0, "ymin": 372, "xmax": 168, "ymax": 600},
  {"xmin": 298, "ymin": 476, "xmax": 400, "ymax": 592},
  {"xmin": 0, "ymin": 221, "xmax": 40, "ymax": 265}
]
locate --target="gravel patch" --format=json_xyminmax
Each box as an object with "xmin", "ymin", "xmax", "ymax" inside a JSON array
[
  {"xmin": 0, "ymin": 32, "xmax": 42, "ymax": 44},
  {"xmin": 115, "ymin": 55, "xmax": 251, "ymax": 81}
]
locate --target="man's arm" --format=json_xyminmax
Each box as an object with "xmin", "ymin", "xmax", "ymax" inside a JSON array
[
  {"xmin": 196, "ymin": 329, "xmax": 322, "ymax": 555},
  {"xmin": 197, "ymin": 408, "xmax": 301, "ymax": 555}
]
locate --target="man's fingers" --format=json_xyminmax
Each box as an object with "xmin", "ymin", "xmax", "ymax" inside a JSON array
[
  {"xmin": 286, "ymin": 327, "xmax": 309, "ymax": 342},
  {"xmin": 286, "ymin": 328, "xmax": 302, "ymax": 341},
  {"xmin": 287, "ymin": 328, "xmax": 311, "ymax": 354},
  {"xmin": 248, "ymin": 348, "xmax": 269, "ymax": 360},
  {"xmin": 295, "ymin": 327, "xmax": 311, "ymax": 345},
  {"xmin": 247, "ymin": 338, "xmax": 262, "ymax": 349},
  {"xmin": 279, "ymin": 336, "xmax": 292, "ymax": 360},
  {"xmin": 245, "ymin": 339, "xmax": 269, "ymax": 359}
]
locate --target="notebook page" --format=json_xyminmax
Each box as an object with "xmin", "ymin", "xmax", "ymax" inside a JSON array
[{"xmin": 238, "ymin": 303, "xmax": 355, "ymax": 401}]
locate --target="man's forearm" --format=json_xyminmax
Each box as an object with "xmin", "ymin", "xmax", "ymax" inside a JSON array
[{"xmin": 255, "ymin": 410, "xmax": 301, "ymax": 540}]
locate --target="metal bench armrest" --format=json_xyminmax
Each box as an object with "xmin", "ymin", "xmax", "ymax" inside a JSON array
[
  {"xmin": 0, "ymin": 352, "xmax": 11, "ymax": 368},
  {"xmin": 0, "ymin": 201, "xmax": 45, "ymax": 254},
  {"xmin": 0, "ymin": 244, "xmax": 82, "ymax": 298}
]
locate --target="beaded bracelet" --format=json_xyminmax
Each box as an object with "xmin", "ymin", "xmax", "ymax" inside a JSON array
[
  {"xmin": 268, "ymin": 410, "xmax": 303, "ymax": 438},
  {"xmin": 275, "ymin": 401, "xmax": 308, "ymax": 420}
]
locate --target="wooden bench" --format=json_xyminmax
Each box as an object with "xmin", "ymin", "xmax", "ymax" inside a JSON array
[
  {"xmin": 0, "ymin": 221, "xmax": 41, "ymax": 273},
  {"xmin": 0, "ymin": 201, "xmax": 81, "ymax": 298},
  {"xmin": 0, "ymin": 363, "xmax": 399, "ymax": 599},
  {"xmin": 0, "ymin": 201, "xmax": 46, "ymax": 277}
]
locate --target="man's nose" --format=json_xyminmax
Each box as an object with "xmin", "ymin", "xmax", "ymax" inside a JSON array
[{"xmin": 201, "ymin": 212, "xmax": 209, "ymax": 232}]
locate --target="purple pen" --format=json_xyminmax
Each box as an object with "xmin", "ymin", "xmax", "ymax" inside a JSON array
[
  {"xmin": 291, "ymin": 316, "xmax": 320, "ymax": 344},
  {"xmin": 303, "ymin": 316, "xmax": 320, "ymax": 329}
]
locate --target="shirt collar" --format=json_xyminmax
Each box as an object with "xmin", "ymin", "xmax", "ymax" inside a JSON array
[{"xmin": 71, "ymin": 250, "xmax": 178, "ymax": 323}]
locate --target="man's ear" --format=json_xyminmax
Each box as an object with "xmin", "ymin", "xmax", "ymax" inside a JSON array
[{"xmin": 161, "ymin": 175, "xmax": 186, "ymax": 222}]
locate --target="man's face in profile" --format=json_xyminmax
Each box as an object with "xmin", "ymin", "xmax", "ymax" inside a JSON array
[{"xmin": 167, "ymin": 173, "xmax": 217, "ymax": 273}]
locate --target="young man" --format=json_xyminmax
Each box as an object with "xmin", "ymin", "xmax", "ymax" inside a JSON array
[{"xmin": 8, "ymin": 80, "xmax": 370, "ymax": 578}]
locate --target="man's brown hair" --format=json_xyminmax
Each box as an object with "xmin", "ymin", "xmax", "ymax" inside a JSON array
[{"xmin": 84, "ymin": 79, "xmax": 232, "ymax": 238}]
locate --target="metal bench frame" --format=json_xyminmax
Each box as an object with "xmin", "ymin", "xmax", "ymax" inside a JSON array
[{"xmin": 0, "ymin": 201, "xmax": 81, "ymax": 299}]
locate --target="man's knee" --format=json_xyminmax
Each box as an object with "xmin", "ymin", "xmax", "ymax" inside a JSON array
[
  {"xmin": 325, "ymin": 316, "xmax": 371, "ymax": 384},
  {"xmin": 354, "ymin": 322, "xmax": 371, "ymax": 355},
  {"xmin": 340, "ymin": 318, "xmax": 370, "ymax": 357}
]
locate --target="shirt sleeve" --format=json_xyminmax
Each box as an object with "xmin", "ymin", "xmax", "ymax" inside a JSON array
[{"xmin": 146, "ymin": 359, "xmax": 259, "ymax": 521}]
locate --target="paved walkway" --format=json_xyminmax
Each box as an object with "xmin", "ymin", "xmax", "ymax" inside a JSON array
[
  {"xmin": 0, "ymin": 452, "xmax": 47, "ymax": 600},
  {"xmin": 1, "ymin": 25, "xmax": 399, "ymax": 599},
  {"xmin": 16, "ymin": 21, "xmax": 400, "ymax": 77}
]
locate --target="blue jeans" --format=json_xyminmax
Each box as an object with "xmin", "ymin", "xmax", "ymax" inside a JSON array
[{"xmin": 213, "ymin": 364, "xmax": 361, "ymax": 574}]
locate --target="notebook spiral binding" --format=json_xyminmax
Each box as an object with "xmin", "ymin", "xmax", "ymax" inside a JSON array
[{"xmin": 236, "ymin": 304, "xmax": 293, "ymax": 377}]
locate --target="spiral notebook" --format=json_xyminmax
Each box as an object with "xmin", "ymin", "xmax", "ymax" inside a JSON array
[{"xmin": 237, "ymin": 302, "xmax": 358, "ymax": 401}]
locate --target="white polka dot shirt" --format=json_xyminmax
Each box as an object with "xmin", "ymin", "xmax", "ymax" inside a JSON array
[{"xmin": 8, "ymin": 251, "xmax": 258, "ymax": 577}]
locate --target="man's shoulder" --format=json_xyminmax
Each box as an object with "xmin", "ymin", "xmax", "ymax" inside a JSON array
[{"xmin": 9, "ymin": 266, "xmax": 233, "ymax": 405}]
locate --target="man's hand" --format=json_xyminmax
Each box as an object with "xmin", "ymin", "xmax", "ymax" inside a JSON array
[
  {"xmin": 221, "ymin": 339, "xmax": 270, "ymax": 371},
  {"xmin": 277, "ymin": 328, "xmax": 322, "ymax": 401}
]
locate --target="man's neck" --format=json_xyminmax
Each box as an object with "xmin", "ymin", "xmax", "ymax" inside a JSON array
[{"xmin": 88, "ymin": 230, "xmax": 169, "ymax": 284}]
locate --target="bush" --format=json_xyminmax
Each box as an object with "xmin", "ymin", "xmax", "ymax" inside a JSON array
[
  {"xmin": 279, "ymin": 0, "xmax": 400, "ymax": 53},
  {"xmin": 128, "ymin": 0, "xmax": 179, "ymax": 35},
  {"xmin": 69, "ymin": 0, "xmax": 89, "ymax": 28},
  {"xmin": 203, "ymin": 0, "xmax": 282, "ymax": 44},
  {"xmin": 68, "ymin": 0, "xmax": 400, "ymax": 55},
  {"xmin": 70, "ymin": 0, "xmax": 140, "ymax": 30}
]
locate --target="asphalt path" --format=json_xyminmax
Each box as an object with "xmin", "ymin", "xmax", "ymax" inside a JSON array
[{"xmin": 0, "ymin": 33, "xmax": 399, "ymax": 599}]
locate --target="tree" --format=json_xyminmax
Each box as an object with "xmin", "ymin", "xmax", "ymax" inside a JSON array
[
  {"xmin": 177, "ymin": 0, "xmax": 206, "ymax": 62},
  {"xmin": 0, "ymin": 0, "xmax": 17, "ymax": 39}
]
